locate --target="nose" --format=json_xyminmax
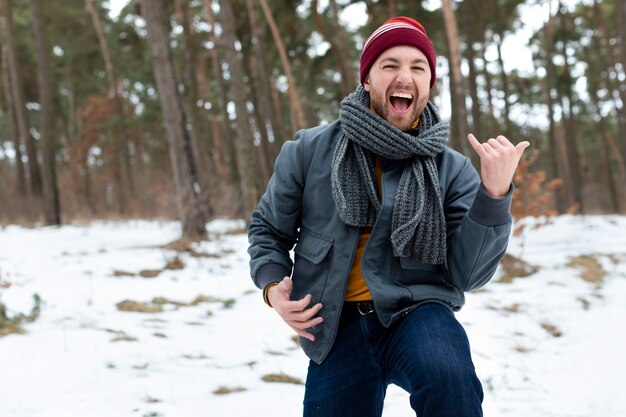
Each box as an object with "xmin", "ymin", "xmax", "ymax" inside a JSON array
[{"xmin": 395, "ymin": 65, "xmax": 412, "ymax": 84}]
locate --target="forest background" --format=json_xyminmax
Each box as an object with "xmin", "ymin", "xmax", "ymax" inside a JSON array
[{"xmin": 0, "ymin": 0, "xmax": 625, "ymax": 238}]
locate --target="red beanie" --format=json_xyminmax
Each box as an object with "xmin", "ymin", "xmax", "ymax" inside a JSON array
[{"xmin": 360, "ymin": 16, "xmax": 437, "ymax": 88}]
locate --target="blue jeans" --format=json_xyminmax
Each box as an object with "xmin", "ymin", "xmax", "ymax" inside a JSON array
[{"xmin": 303, "ymin": 303, "xmax": 483, "ymax": 417}]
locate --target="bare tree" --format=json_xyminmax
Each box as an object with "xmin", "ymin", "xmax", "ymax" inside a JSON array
[{"xmin": 140, "ymin": 0, "xmax": 207, "ymax": 240}]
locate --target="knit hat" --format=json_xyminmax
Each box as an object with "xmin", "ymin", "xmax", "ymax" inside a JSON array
[{"xmin": 360, "ymin": 16, "xmax": 437, "ymax": 88}]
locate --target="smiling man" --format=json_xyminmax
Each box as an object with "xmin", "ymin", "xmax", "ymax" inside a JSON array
[{"xmin": 249, "ymin": 16, "xmax": 528, "ymax": 417}]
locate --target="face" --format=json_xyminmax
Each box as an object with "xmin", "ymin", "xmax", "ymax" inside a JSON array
[{"xmin": 363, "ymin": 45, "xmax": 431, "ymax": 131}]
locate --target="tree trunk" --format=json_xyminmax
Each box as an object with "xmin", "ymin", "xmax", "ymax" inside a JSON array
[
  {"xmin": 258, "ymin": 0, "xmax": 307, "ymax": 136},
  {"xmin": 203, "ymin": 0, "xmax": 240, "ymax": 186},
  {"xmin": 174, "ymin": 0, "xmax": 214, "ymax": 186},
  {"xmin": 219, "ymin": 0, "xmax": 263, "ymax": 214},
  {"xmin": 388, "ymin": 0, "xmax": 398, "ymax": 17},
  {"xmin": 140, "ymin": 0, "xmax": 207, "ymax": 240},
  {"xmin": 0, "ymin": 45, "xmax": 26, "ymax": 194},
  {"xmin": 196, "ymin": 52, "xmax": 229, "ymax": 180},
  {"xmin": 441, "ymin": 0, "xmax": 471, "ymax": 158},
  {"xmin": 84, "ymin": 0, "xmax": 134, "ymax": 214},
  {"xmin": 584, "ymin": 25, "xmax": 626, "ymax": 212},
  {"xmin": 329, "ymin": 0, "xmax": 357, "ymax": 94},
  {"xmin": 460, "ymin": 11, "xmax": 482, "ymax": 139},
  {"xmin": 480, "ymin": 43, "xmax": 499, "ymax": 134},
  {"xmin": 30, "ymin": 0, "xmax": 60, "ymax": 225},
  {"xmin": 245, "ymin": 0, "xmax": 278, "ymax": 178},
  {"xmin": 541, "ymin": 3, "xmax": 568, "ymax": 212},
  {"xmin": 1, "ymin": 0, "xmax": 42, "ymax": 196},
  {"xmin": 494, "ymin": 33, "xmax": 513, "ymax": 135},
  {"xmin": 593, "ymin": 0, "xmax": 626, "ymax": 165},
  {"xmin": 311, "ymin": 0, "xmax": 358, "ymax": 97},
  {"xmin": 557, "ymin": 3, "xmax": 583, "ymax": 211}
]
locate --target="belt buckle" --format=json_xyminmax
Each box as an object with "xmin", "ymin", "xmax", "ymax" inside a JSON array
[{"xmin": 357, "ymin": 301, "xmax": 374, "ymax": 315}]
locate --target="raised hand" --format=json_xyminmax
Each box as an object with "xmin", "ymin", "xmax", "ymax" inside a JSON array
[
  {"xmin": 467, "ymin": 133, "xmax": 530, "ymax": 198},
  {"xmin": 266, "ymin": 276, "xmax": 324, "ymax": 341}
]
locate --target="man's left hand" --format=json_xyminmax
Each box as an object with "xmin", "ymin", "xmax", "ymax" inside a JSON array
[{"xmin": 467, "ymin": 133, "xmax": 530, "ymax": 198}]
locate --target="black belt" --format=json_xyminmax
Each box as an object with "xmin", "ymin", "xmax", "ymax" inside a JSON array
[{"xmin": 344, "ymin": 300, "xmax": 375, "ymax": 316}]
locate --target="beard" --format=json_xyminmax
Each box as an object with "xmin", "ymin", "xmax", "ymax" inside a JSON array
[{"xmin": 368, "ymin": 85, "xmax": 426, "ymax": 131}]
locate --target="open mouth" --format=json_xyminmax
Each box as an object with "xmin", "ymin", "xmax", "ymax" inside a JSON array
[{"xmin": 389, "ymin": 92, "xmax": 414, "ymax": 113}]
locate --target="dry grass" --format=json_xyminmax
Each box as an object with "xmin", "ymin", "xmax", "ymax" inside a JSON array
[
  {"xmin": 138, "ymin": 269, "xmax": 161, "ymax": 278},
  {"xmin": 116, "ymin": 300, "xmax": 163, "ymax": 313},
  {"xmin": 540, "ymin": 321, "xmax": 562, "ymax": 337},
  {"xmin": 213, "ymin": 386, "xmax": 247, "ymax": 395},
  {"xmin": 566, "ymin": 254, "xmax": 605, "ymax": 285},
  {"xmin": 498, "ymin": 254, "xmax": 539, "ymax": 283},
  {"xmin": 112, "ymin": 270, "xmax": 135, "ymax": 277},
  {"xmin": 261, "ymin": 373, "xmax": 304, "ymax": 385}
]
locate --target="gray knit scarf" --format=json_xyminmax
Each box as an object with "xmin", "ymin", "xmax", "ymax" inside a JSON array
[{"xmin": 331, "ymin": 86, "xmax": 449, "ymax": 264}]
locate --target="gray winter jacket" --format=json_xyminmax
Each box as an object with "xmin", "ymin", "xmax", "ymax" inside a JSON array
[{"xmin": 248, "ymin": 120, "xmax": 512, "ymax": 364}]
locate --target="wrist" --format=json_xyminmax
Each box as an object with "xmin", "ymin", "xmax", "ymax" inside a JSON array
[{"xmin": 263, "ymin": 282, "xmax": 279, "ymax": 307}]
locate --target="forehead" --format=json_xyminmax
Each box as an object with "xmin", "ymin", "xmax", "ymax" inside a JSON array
[{"xmin": 375, "ymin": 45, "xmax": 428, "ymax": 63}]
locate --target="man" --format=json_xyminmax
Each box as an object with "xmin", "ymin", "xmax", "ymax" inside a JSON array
[{"xmin": 248, "ymin": 16, "xmax": 528, "ymax": 417}]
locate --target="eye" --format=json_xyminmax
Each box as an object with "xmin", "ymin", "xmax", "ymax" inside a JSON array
[{"xmin": 383, "ymin": 64, "xmax": 397, "ymax": 70}]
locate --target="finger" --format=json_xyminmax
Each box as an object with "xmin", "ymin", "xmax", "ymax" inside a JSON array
[
  {"xmin": 487, "ymin": 138, "xmax": 505, "ymax": 150},
  {"xmin": 516, "ymin": 141, "xmax": 530, "ymax": 155},
  {"xmin": 280, "ymin": 276, "xmax": 292, "ymax": 293},
  {"xmin": 287, "ymin": 303, "xmax": 323, "ymax": 321},
  {"xmin": 294, "ymin": 328, "xmax": 316, "ymax": 342},
  {"xmin": 288, "ymin": 293, "xmax": 313, "ymax": 311},
  {"xmin": 467, "ymin": 133, "xmax": 488, "ymax": 157},
  {"xmin": 289, "ymin": 315, "xmax": 324, "ymax": 330},
  {"xmin": 495, "ymin": 135, "xmax": 514, "ymax": 148}
]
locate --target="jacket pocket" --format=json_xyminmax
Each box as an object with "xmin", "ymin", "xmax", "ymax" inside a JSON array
[
  {"xmin": 291, "ymin": 229, "xmax": 333, "ymax": 303},
  {"xmin": 394, "ymin": 258, "xmax": 445, "ymax": 287},
  {"xmin": 294, "ymin": 229, "xmax": 333, "ymax": 264}
]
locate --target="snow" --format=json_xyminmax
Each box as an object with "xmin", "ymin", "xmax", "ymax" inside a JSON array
[{"xmin": 1, "ymin": 215, "xmax": 625, "ymax": 416}]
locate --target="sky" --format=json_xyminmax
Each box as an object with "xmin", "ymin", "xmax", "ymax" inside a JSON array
[{"xmin": 1, "ymin": 215, "xmax": 626, "ymax": 416}]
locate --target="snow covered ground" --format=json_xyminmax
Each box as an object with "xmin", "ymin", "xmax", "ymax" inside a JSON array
[{"xmin": 1, "ymin": 215, "xmax": 625, "ymax": 417}]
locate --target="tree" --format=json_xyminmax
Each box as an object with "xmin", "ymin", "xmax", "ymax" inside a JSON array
[
  {"xmin": 441, "ymin": 0, "xmax": 471, "ymax": 157},
  {"xmin": 30, "ymin": 0, "xmax": 60, "ymax": 225},
  {"xmin": 0, "ymin": 45, "xmax": 26, "ymax": 194},
  {"xmin": 140, "ymin": 0, "xmax": 207, "ymax": 240},
  {"xmin": 218, "ymin": 0, "xmax": 262, "ymax": 214},
  {"xmin": 1, "ymin": 0, "xmax": 42, "ymax": 197},
  {"xmin": 84, "ymin": 0, "xmax": 134, "ymax": 213},
  {"xmin": 258, "ymin": 0, "xmax": 307, "ymax": 136}
]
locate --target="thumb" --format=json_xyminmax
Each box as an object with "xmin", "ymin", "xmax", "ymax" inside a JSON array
[
  {"xmin": 280, "ymin": 276, "xmax": 293, "ymax": 294},
  {"xmin": 516, "ymin": 140, "xmax": 530, "ymax": 156}
]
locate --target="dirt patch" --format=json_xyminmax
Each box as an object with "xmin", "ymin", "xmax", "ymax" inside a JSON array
[
  {"xmin": 566, "ymin": 254, "xmax": 605, "ymax": 285},
  {"xmin": 498, "ymin": 253, "xmax": 539, "ymax": 283}
]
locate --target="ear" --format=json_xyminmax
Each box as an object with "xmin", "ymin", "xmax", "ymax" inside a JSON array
[{"xmin": 363, "ymin": 77, "xmax": 371, "ymax": 92}]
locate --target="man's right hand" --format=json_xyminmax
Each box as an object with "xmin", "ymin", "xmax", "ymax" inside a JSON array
[{"xmin": 267, "ymin": 276, "xmax": 324, "ymax": 342}]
